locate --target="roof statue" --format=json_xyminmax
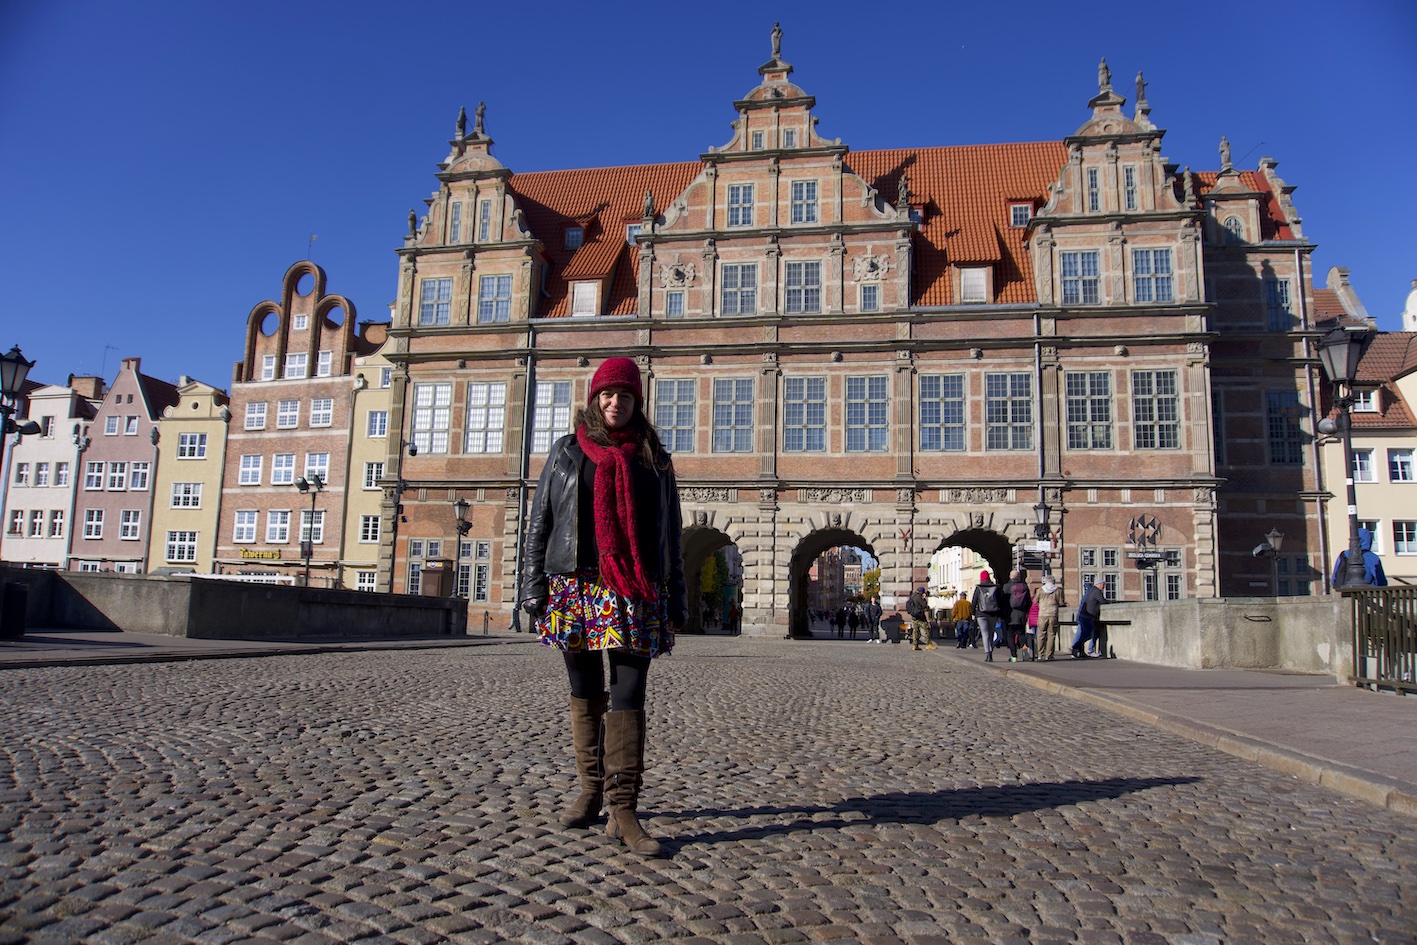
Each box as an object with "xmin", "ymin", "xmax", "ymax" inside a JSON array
[
  {"xmin": 771, "ymin": 21, "xmax": 782, "ymax": 58},
  {"xmin": 1135, "ymin": 72, "xmax": 1148, "ymax": 105},
  {"xmin": 408, "ymin": 209, "xmax": 417, "ymax": 237},
  {"xmin": 758, "ymin": 21, "xmax": 792, "ymax": 76},
  {"xmin": 643, "ymin": 189, "xmax": 654, "ymax": 220},
  {"xmin": 474, "ymin": 101, "xmax": 486, "ymax": 137},
  {"xmin": 1098, "ymin": 57, "xmax": 1112, "ymax": 93},
  {"xmin": 1219, "ymin": 135, "xmax": 1233, "ymax": 173},
  {"xmin": 456, "ymin": 106, "xmax": 467, "ymax": 140},
  {"xmin": 896, "ymin": 173, "xmax": 910, "ymax": 212}
]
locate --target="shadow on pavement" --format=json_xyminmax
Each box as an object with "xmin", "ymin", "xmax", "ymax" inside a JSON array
[{"xmin": 660, "ymin": 776, "xmax": 1202, "ymax": 846}]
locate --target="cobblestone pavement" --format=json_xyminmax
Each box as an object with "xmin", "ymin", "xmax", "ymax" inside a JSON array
[{"xmin": 1, "ymin": 636, "xmax": 1413, "ymax": 945}]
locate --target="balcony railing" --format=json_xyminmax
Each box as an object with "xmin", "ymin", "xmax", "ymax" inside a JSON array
[{"xmin": 1348, "ymin": 587, "xmax": 1417, "ymax": 694}]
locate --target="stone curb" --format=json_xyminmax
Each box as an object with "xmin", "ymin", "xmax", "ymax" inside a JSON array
[{"xmin": 997, "ymin": 664, "xmax": 1417, "ymax": 819}]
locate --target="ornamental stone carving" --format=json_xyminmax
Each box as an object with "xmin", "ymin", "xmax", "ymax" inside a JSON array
[
  {"xmin": 505, "ymin": 489, "xmax": 519, "ymax": 503},
  {"xmin": 680, "ymin": 487, "xmax": 732, "ymax": 503},
  {"xmin": 659, "ymin": 260, "xmax": 696, "ymax": 288},
  {"xmin": 852, "ymin": 253, "xmax": 892, "ymax": 282},
  {"xmin": 799, "ymin": 488, "xmax": 870, "ymax": 503},
  {"xmin": 941, "ymin": 487, "xmax": 1010, "ymax": 504},
  {"xmin": 896, "ymin": 488, "xmax": 915, "ymax": 504}
]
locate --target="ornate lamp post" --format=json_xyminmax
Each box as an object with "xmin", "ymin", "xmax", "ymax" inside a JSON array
[
  {"xmin": 1033, "ymin": 499, "xmax": 1052, "ymax": 577},
  {"xmin": 0, "ymin": 345, "xmax": 41, "ymax": 437},
  {"xmin": 1316, "ymin": 326, "xmax": 1375, "ymax": 589},
  {"xmin": 294, "ymin": 472, "xmax": 326, "ymax": 586},
  {"xmin": 453, "ymin": 497, "xmax": 472, "ymax": 537}
]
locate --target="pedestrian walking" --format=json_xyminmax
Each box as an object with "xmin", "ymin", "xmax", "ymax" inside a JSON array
[
  {"xmin": 847, "ymin": 606, "xmax": 860, "ymax": 639},
  {"xmin": 970, "ymin": 570, "xmax": 1002, "ymax": 661},
  {"xmin": 905, "ymin": 586, "xmax": 935, "ymax": 650},
  {"xmin": 521, "ymin": 357, "xmax": 686, "ymax": 857},
  {"xmin": 951, "ymin": 593, "xmax": 973, "ymax": 648},
  {"xmin": 866, "ymin": 595, "xmax": 884, "ymax": 643},
  {"xmin": 1001, "ymin": 570, "xmax": 1032, "ymax": 662},
  {"xmin": 1035, "ymin": 576, "xmax": 1065, "ymax": 660}
]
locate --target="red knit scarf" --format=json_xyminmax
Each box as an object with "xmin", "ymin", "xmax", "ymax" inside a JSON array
[{"xmin": 576, "ymin": 424, "xmax": 658, "ymax": 602}]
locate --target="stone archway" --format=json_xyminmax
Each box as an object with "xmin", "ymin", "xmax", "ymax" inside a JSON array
[
  {"xmin": 786, "ymin": 527, "xmax": 878, "ymax": 639},
  {"xmin": 933, "ymin": 527, "xmax": 1017, "ymax": 585},
  {"xmin": 681, "ymin": 525, "xmax": 739, "ymax": 635}
]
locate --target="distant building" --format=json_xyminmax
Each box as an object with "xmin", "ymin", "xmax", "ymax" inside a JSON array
[{"xmin": 148, "ymin": 379, "xmax": 230, "ymax": 574}]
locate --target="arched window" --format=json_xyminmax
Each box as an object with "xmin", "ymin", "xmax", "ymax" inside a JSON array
[{"xmin": 1223, "ymin": 216, "xmax": 1245, "ymax": 243}]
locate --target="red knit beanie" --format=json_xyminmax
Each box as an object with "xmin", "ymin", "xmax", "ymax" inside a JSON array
[
  {"xmin": 588, "ymin": 357, "xmax": 642, "ymax": 406},
  {"xmin": 980, "ymin": 570, "xmax": 991, "ymax": 583}
]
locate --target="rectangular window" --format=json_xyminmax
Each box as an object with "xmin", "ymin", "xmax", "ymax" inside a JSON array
[
  {"xmin": 309, "ymin": 398, "xmax": 333, "ymax": 427},
  {"xmin": 119, "ymin": 509, "xmax": 142, "ymax": 540},
  {"xmin": 56, "ymin": 463, "xmax": 69, "ymax": 487},
  {"xmin": 625, "ymin": 224, "xmax": 642, "ymax": 245},
  {"xmin": 845, "ymin": 376, "xmax": 889, "ymax": 452},
  {"xmin": 721, "ymin": 263, "xmax": 757, "ymax": 316},
  {"xmin": 782, "ymin": 128, "xmax": 796, "ymax": 148},
  {"xmin": 260, "ymin": 355, "xmax": 277, "ymax": 381},
  {"xmin": 171, "ymin": 483, "xmax": 202, "ymax": 508},
  {"xmin": 130, "ymin": 462, "xmax": 149, "ymax": 491},
  {"xmin": 299, "ymin": 509, "xmax": 325, "ymax": 545},
  {"xmin": 83, "ymin": 509, "xmax": 103, "ymax": 539},
  {"xmin": 6, "ymin": 510, "xmax": 21, "ymax": 535},
  {"xmin": 449, "ymin": 201, "xmax": 462, "ymax": 242},
  {"xmin": 1132, "ymin": 370, "xmax": 1180, "ymax": 449},
  {"xmin": 751, "ymin": 130, "xmax": 764, "ymax": 150},
  {"xmin": 985, "ymin": 373, "xmax": 1033, "ymax": 450},
  {"xmin": 304, "ymin": 452, "xmax": 330, "ymax": 480},
  {"xmin": 1061, "ymin": 250, "xmax": 1100, "ymax": 305},
  {"xmin": 283, "ymin": 353, "xmax": 308, "ymax": 379},
  {"xmin": 105, "ymin": 416, "xmax": 119, "ymax": 435},
  {"xmin": 28, "ymin": 511, "xmax": 42, "ymax": 538},
  {"xmin": 666, "ymin": 291, "xmax": 685, "ymax": 318},
  {"xmin": 367, "ymin": 410, "xmax": 388, "ymax": 438},
  {"xmin": 412, "ymin": 382, "xmax": 452, "ymax": 454},
  {"xmin": 271, "ymin": 453, "xmax": 296, "ymax": 485},
  {"xmin": 356, "ymin": 571, "xmax": 377, "ymax": 592},
  {"xmin": 266, "ymin": 510, "xmax": 291, "ymax": 543},
  {"xmin": 1265, "ymin": 279, "xmax": 1294, "ymax": 331},
  {"xmin": 570, "ymin": 282, "xmax": 597, "ymax": 316},
  {"xmin": 177, "ymin": 433, "xmax": 208, "ymax": 459},
  {"xmin": 784, "ymin": 261, "xmax": 822, "ymax": 314},
  {"xmin": 48, "ymin": 509, "xmax": 64, "ymax": 538},
  {"xmin": 359, "ymin": 515, "xmax": 381, "ymax": 544},
  {"xmin": 316, "ymin": 351, "xmax": 333, "ymax": 378},
  {"xmin": 125, "ymin": 416, "xmax": 138, "ymax": 435},
  {"xmin": 245, "ymin": 402, "xmax": 267, "ymax": 430},
  {"xmin": 165, "ymin": 531, "xmax": 198, "ymax": 563},
  {"xmin": 363, "ymin": 461, "xmax": 384, "ymax": 490},
  {"xmin": 1390, "ymin": 449, "xmax": 1415, "ymax": 483},
  {"xmin": 919, "ymin": 374, "xmax": 965, "ymax": 451},
  {"xmin": 239, "ymin": 454, "xmax": 262, "ymax": 485},
  {"xmin": 41, "ymin": 416, "xmax": 54, "ymax": 438},
  {"xmin": 783, "ymin": 376, "xmax": 827, "ymax": 452},
  {"xmin": 465, "ymin": 382, "xmax": 507, "ymax": 453},
  {"xmin": 34, "ymin": 463, "xmax": 48, "ymax": 487},
  {"xmin": 1010, "ymin": 203, "xmax": 1032, "ymax": 227},
  {"xmin": 1353, "ymin": 449, "xmax": 1376, "ymax": 483},
  {"xmin": 107, "ymin": 462, "xmax": 128, "ymax": 491},
  {"xmin": 233, "ymin": 510, "xmax": 257, "ymax": 543},
  {"xmin": 727, "ymin": 184, "xmax": 754, "ymax": 227},
  {"xmin": 653, "ymin": 379, "xmax": 696, "ymax": 453},
  {"xmin": 1352, "ymin": 390, "xmax": 1378, "ymax": 413},
  {"xmin": 419, "ymin": 277, "xmax": 453, "ymax": 326},
  {"xmin": 790, "ymin": 180, "xmax": 818, "ymax": 224},
  {"xmin": 293, "ymin": 314, "xmax": 308, "ymax": 331},
  {"xmin": 477, "ymin": 274, "xmax": 512, "ymax": 323},
  {"xmin": 960, "ymin": 267, "xmax": 988, "ymax": 304},
  {"xmin": 1123, "ymin": 166, "xmax": 1137, "ymax": 211},
  {"xmin": 276, "ymin": 400, "xmax": 299, "ymax": 429},
  {"xmin": 1394, "ymin": 521, "xmax": 1417, "ymax": 555},
  {"xmin": 379, "ymin": 367, "xmax": 392, "ymax": 388},
  {"xmin": 531, "ymin": 381, "xmax": 572, "ymax": 453},
  {"xmin": 478, "ymin": 199, "xmax": 492, "ymax": 242},
  {"xmin": 1087, "ymin": 167, "xmax": 1100, "ymax": 212},
  {"xmin": 13, "ymin": 463, "xmax": 28, "ymax": 486},
  {"xmin": 1133, "ymin": 248, "xmax": 1174, "ymax": 303},
  {"xmin": 1266, "ymin": 390, "xmax": 1305, "ymax": 465},
  {"xmin": 84, "ymin": 462, "xmax": 104, "ymax": 490},
  {"xmin": 712, "ymin": 378, "xmax": 754, "ymax": 453},
  {"xmin": 860, "ymin": 284, "xmax": 879, "ymax": 313},
  {"xmin": 1066, "ymin": 371, "xmax": 1113, "ymax": 450}
]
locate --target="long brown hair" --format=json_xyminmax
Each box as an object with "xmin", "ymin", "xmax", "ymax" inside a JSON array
[{"xmin": 576, "ymin": 399, "xmax": 672, "ymax": 471}]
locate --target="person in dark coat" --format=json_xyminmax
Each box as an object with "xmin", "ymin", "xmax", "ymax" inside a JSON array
[{"xmin": 1000, "ymin": 569, "xmax": 1032, "ymax": 662}]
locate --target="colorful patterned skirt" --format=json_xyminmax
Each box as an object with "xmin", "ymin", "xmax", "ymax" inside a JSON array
[{"xmin": 536, "ymin": 569, "xmax": 674, "ymax": 657}]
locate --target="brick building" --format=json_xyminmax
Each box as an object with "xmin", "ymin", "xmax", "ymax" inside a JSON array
[{"xmin": 377, "ymin": 31, "xmax": 1335, "ymax": 635}]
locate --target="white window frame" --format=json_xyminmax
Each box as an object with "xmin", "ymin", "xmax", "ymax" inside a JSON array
[
  {"xmin": 276, "ymin": 400, "xmax": 299, "ymax": 429},
  {"xmin": 260, "ymin": 355, "xmax": 277, "ymax": 381},
  {"xmin": 125, "ymin": 416, "xmax": 138, "ymax": 435},
  {"xmin": 165, "ymin": 530, "xmax": 198, "ymax": 563},
  {"xmin": 316, "ymin": 350, "xmax": 333, "ymax": 378},
  {"xmin": 363, "ymin": 461, "xmax": 384, "ymax": 490},
  {"xmin": 1133, "ymin": 248, "xmax": 1174, "ymax": 303},
  {"xmin": 266, "ymin": 510, "xmax": 291, "ymax": 544},
  {"xmin": 283, "ymin": 352, "xmax": 308, "ymax": 379},
  {"xmin": 1087, "ymin": 167, "xmax": 1100, "ymax": 212},
  {"xmin": 293, "ymin": 314, "xmax": 308, "ymax": 331},
  {"xmin": 845, "ymin": 375, "xmax": 889, "ymax": 453},
  {"xmin": 299, "ymin": 509, "xmax": 325, "ymax": 545},
  {"xmin": 449, "ymin": 201, "xmax": 462, "ymax": 243},
  {"xmin": 233, "ymin": 510, "xmax": 257, "ymax": 543},
  {"xmin": 860, "ymin": 283, "xmax": 879, "ymax": 313},
  {"xmin": 356, "ymin": 571, "xmax": 378, "ymax": 592},
  {"xmin": 48, "ymin": 509, "xmax": 64, "ymax": 539},
  {"xmin": 465, "ymin": 382, "xmax": 507, "ymax": 454},
  {"xmin": 985, "ymin": 372, "xmax": 1033, "ymax": 450},
  {"xmin": 919, "ymin": 374, "xmax": 966, "ymax": 452},
  {"xmin": 271, "ymin": 453, "xmax": 296, "ymax": 486},
  {"xmin": 1389, "ymin": 449, "xmax": 1415, "ymax": 483},
  {"xmin": 711, "ymin": 378, "xmax": 754, "ymax": 453},
  {"xmin": 570, "ymin": 282, "xmax": 597, "ymax": 316},
  {"xmin": 653, "ymin": 378, "xmax": 696, "ymax": 454},
  {"xmin": 309, "ymin": 398, "xmax": 334, "ymax": 428},
  {"xmin": 1123, "ymin": 165, "xmax": 1137, "ymax": 211},
  {"xmin": 245, "ymin": 402, "xmax": 267, "ymax": 430},
  {"xmin": 1010, "ymin": 203, "xmax": 1032, "ymax": 227},
  {"xmin": 177, "ymin": 432, "xmax": 207, "ymax": 459},
  {"xmin": 721, "ymin": 263, "xmax": 757, "ymax": 316},
  {"xmin": 478, "ymin": 199, "xmax": 493, "ymax": 242},
  {"xmin": 367, "ymin": 410, "xmax": 388, "ymax": 438},
  {"xmin": 412, "ymin": 383, "xmax": 453, "ymax": 454},
  {"xmin": 418, "ymin": 277, "xmax": 453, "ymax": 326},
  {"xmin": 666, "ymin": 290, "xmax": 685, "ymax": 318},
  {"xmin": 104, "ymin": 416, "xmax": 119, "ymax": 436},
  {"xmin": 119, "ymin": 509, "xmax": 142, "ymax": 541},
  {"xmin": 1352, "ymin": 390, "xmax": 1378, "ymax": 413},
  {"xmin": 531, "ymin": 380, "xmax": 572, "ymax": 454},
  {"xmin": 750, "ymin": 130, "xmax": 764, "ymax": 150},
  {"xmin": 107, "ymin": 462, "xmax": 128, "ymax": 491},
  {"xmin": 1132, "ymin": 370, "xmax": 1180, "ymax": 450},
  {"xmin": 477, "ymin": 274, "xmax": 512, "ymax": 323},
  {"xmin": 34, "ymin": 463, "xmax": 48, "ymax": 487},
  {"xmin": 960, "ymin": 267, "xmax": 988, "ymax": 304},
  {"xmin": 239, "ymin": 454, "xmax": 262, "ymax": 486},
  {"xmin": 1066, "ymin": 371, "xmax": 1113, "ymax": 450},
  {"xmin": 727, "ymin": 184, "xmax": 754, "ymax": 227},
  {"xmin": 171, "ymin": 482, "xmax": 202, "ymax": 509},
  {"xmin": 1353, "ymin": 449, "xmax": 1377, "ymax": 483},
  {"xmin": 83, "ymin": 508, "xmax": 103, "ymax": 539},
  {"xmin": 56, "ymin": 463, "xmax": 70, "ymax": 487},
  {"xmin": 1061, "ymin": 250, "xmax": 1100, "ymax": 305},
  {"xmin": 84, "ymin": 462, "xmax": 104, "ymax": 490},
  {"xmin": 784, "ymin": 260, "xmax": 821, "ymax": 314},
  {"xmin": 131, "ymin": 461, "xmax": 152, "ymax": 491},
  {"xmin": 1394, "ymin": 521, "xmax": 1417, "ymax": 555},
  {"xmin": 304, "ymin": 452, "xmax": 330, "ymax": 481},
  {"xmin": 781, "ymin": 128, "xmax": 796, "ymax": 148},
  {"xmin": 359, "ymin": 515, "xmax": 381, "ymax": 544},
  {"xmin": 782, "ymin": 376, "xmax": 826, "ymax": 452}
]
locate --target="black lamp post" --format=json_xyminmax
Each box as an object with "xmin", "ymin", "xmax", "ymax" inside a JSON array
[
  {"xmin": 1033, "ymin": 499, "xmax": 1052, "ymax": 576},
  {"xmin": 453, "ymin": 497, "xmax": 471, "ymax": 537},
  {"xmin": 1317, "ymin": 326, "xmax": 1375, "ymax": 589},
  {"xmin": 295, "ymin": 472, "xmax": 326, "ymax": 586},
  {"xmin": 0, "ymin": 345, "xmax": 41, "ymax": 437}
]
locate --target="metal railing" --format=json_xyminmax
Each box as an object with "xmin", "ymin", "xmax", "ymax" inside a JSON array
[{"xmin": 1348, "ymin": 587, "xmax": 1417, "ymax": 694}]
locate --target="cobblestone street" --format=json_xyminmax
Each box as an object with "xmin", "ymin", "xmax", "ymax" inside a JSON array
[{"xmin": 1, "ymin": 635, "xmax": 1413, "ymax": 944}]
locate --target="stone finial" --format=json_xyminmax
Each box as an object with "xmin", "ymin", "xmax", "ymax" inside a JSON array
[
  {"xmin": 1219, "ymin": 135, "xmax": 1233, "ymax": 173},
  {"xmin": 1098, "ymin": 57, "xmax": 1112, "ymax": 93},
  {"xmin": 1182, "ymin": 167, "xmax": 1196, "ymax": 204},
  {"xmin": 474, "ymin": 101, "xmax": 486, "ymax": 136},
  {"xmin": 456, "ymin": 106, "xmax": 467, "ymax": 140}
]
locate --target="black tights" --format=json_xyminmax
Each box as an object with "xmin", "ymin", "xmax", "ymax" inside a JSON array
[{"xmin": 564, "ymin": 650, "xmax": 651, "ymax": 711}]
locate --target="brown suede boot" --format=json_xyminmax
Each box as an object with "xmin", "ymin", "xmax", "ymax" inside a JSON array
[
  {"xmin": 560, "ymin": 695, "xmax": 607, "ymax": 828},
  {"xmin": 602, "ymin": 709, "xmax": 662, "ymax": 856}
]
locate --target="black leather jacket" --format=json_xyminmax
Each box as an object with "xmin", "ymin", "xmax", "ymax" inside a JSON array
[{"xmin": 521, "ymin": 433, "xmax": 687, "ymax": 626}]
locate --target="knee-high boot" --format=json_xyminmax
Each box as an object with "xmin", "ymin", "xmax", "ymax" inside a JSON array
[
  {"xmin": 602, "ymin": 709, "xmax": 662, "ymax": 856},
  {"xmin": 561, "ymin": 695, "xmax": 607, "ymax": 828}
]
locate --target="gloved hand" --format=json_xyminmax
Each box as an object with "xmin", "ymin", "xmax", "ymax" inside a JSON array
[{"xmin": 522, "ymin": 596, "xmax": 548, "ymax": 618}]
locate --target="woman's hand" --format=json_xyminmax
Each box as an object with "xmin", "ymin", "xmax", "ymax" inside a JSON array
[{"xmin": 523, "ymin": 597, "xmax": 548, "ymax": 618}]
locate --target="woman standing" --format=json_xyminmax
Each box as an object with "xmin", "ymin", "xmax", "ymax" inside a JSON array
[{"xmin": 521, "ymin": 358, "xmax": 686, "ymax": 856}]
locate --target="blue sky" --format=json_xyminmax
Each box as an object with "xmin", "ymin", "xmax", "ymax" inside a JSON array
[{"xmin": 2, "ymin": 0, "xmax": 1414, "ymax": 390}]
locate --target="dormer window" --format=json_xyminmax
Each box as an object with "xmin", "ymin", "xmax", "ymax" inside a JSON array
[
  {"xmin": 1223, "ymin": 216, "xmax": 1245, "ymax": 243},
  {"xmin": 1353, "ymin": 390, "xmax": 1378, "ymax": 413},
  {"xmin": 751, "ymin": 131, "xmax": 764, "ymax": 150},
  {"xmin": 1009, "ymin": 204, "xmax": 1032, "ymax": 227},
  {"xmin": 571, "ymin": 282, "xmax": 597, "ymax": 316},
  {"xmin": 564, "ymin": 227, "xmax": 584, "ymax": 250},
  {"xmin": 782, "ymin": 128, "xmax": 796, "ymax": 148},
  {"xmin": 960, "ymin": 267, "xmax": 990, "ymax": 304},
  {"xmin": 626, "ymin": 224, "xmax": 642, "ymax": 245}
]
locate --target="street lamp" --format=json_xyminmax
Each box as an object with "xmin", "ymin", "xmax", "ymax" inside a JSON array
[
  {"xmin": 1316, "ymin": 325, "xmax": 1375, "ymax": 588},
  {"xmin": 1033, "ymin": 499, "xmax": 1052, "ymax": 576},
  {"xmin": 453, "ymin": 497, "xmax": 471, "ymax": 536},
  {"xmin": 0, "ymin": 345, "xmax": 41, "ymax": 437},
  {"xmin": 294, "ymin": 472, "xmax": 326, "ymax": 586}
]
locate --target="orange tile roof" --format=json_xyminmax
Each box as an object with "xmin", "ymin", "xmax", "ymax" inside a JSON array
[
  {"xmin": 1193, "ymin": 170, "xmax": 1295, "ymax": 241},
  {"xmin": 1311, "ymin": 288, "xmax": 1346, "ymax": 322},
  {"xmin": 1346, "ymin": 333, "xmax": 1417, "ymax": 432}
]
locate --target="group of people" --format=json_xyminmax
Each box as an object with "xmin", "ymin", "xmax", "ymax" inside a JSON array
[
  {"xmin": 934, "ymin": 569, "xmax": 1109, "ymax": 661},
  {"xmin": 814, "ymin": 599, "xmax": 884, "ymax": 639}
]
